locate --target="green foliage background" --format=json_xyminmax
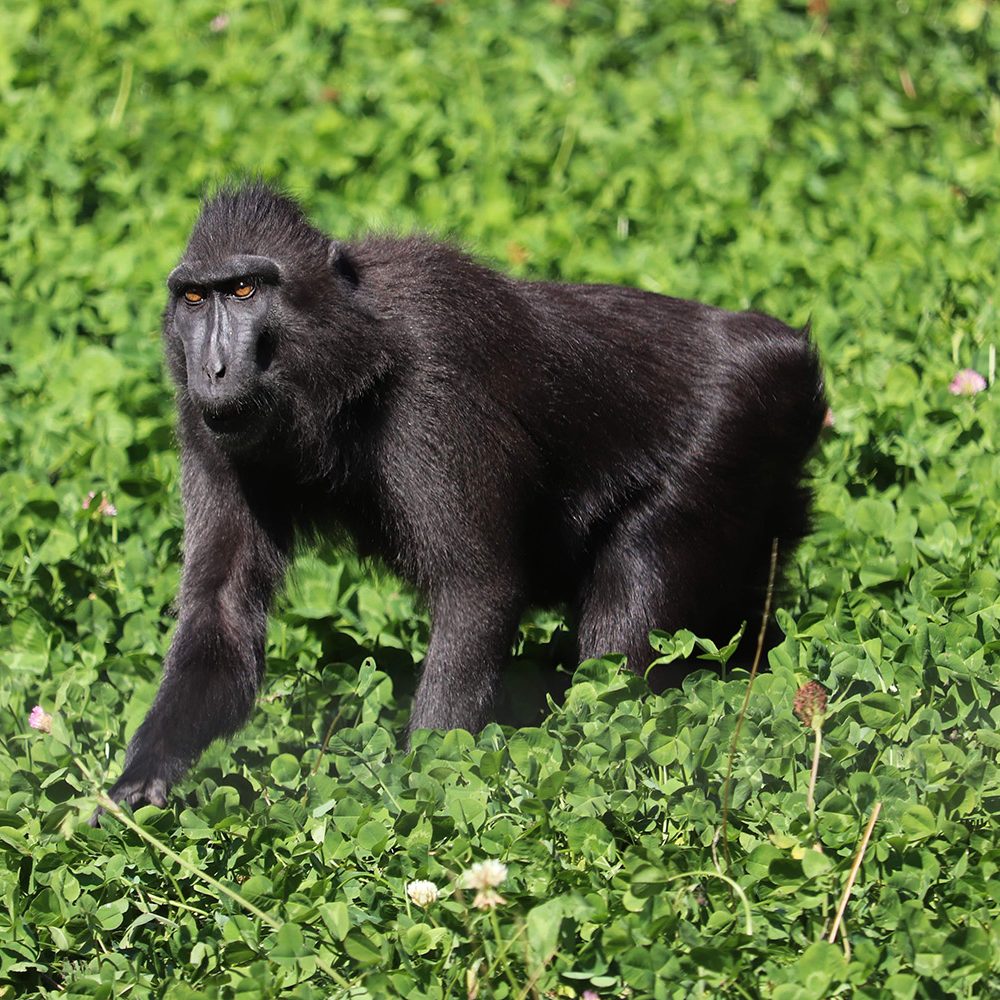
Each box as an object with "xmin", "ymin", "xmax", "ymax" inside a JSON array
[{"xmin": 1, "ymin": 1, "xmax": 998, "ymax": 997}]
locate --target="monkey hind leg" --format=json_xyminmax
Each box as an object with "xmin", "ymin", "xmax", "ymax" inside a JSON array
[
  {"xmin": 713, "ymin": 467, "xmax": 815, "ymax": 652},
  {"xmin": 575, "ymin": 515, "xmax": 712, "ymax": 688},
  {"xmin": 574, "ymin": 499, "xmax": 785, "ymax": 690},
  {"xmin": 407, "ymin": 583, "xmax": 524, "ymax": 737}
]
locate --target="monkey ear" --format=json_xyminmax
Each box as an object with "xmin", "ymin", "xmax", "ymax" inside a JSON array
[{"xmin": 328, "ymin": 241, "xmax": 359, "ymax": 288}]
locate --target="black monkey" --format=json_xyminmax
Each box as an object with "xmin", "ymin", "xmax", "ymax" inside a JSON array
[{"xmin": 105, "ymin": 183, "xmax": 825, "ymax": 809}]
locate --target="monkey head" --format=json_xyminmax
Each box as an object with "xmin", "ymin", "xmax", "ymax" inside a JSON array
[{"xmin": 162, "ymin": 185, "xmax": 358, "ymax": 455}]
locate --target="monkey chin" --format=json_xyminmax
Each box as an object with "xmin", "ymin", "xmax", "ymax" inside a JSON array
[{"xmin": 200, "ymin": 403, "xmax": 273, "ymax": 454}]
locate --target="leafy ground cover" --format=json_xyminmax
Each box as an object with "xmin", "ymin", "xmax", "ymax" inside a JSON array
[{"xmin": 1, "ymin": 1, "xmax": 998, "ymax": 996}]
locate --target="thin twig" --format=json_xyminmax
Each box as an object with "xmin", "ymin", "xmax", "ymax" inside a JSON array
[
  {"xmin": 77, "ymin": 760, "xmax": 353, "ymax": 991},
  {"xmin": 108, "ymin": 60, "xmax": 133, "ymax": 128},
  {"xmin": 92, "ymin": 790, "xmax": 281, "ymax": 927},
  {"xmin": 720, "ymin": 538, "xmax": 779, "ymax": 874},
  {"xmin": 828, "ymin": 801, "xmax": 882, "ymax": 945}
]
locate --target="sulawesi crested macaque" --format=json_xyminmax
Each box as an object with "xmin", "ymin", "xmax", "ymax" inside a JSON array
[{"xmin": 104, "ymin": 183, "xmax": 825, "ymax": 810}]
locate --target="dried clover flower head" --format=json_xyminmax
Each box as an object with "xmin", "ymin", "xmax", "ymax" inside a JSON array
[
  {"xmin": 794, "ymin": 681, "xmax": 828, "ymax": 728},
  {"xmin": 406, "ymin": 880, "xmax": 439, "ymax": 907},
  {"xmin": 472, "ymin": 888, "xmax": 507, "ymax": 910},
  {"xmin": 28, "ymin": 706, "xmax": 52, "ymax": 733},
  {"xmin": 461, "ymin": 859, "xmax": 508, "ymax": 890}
]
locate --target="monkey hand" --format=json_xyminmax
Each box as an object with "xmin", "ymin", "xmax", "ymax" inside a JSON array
[
  {"xmin": 88, "ymin": 766, "xmax": 173, "ymax": 827},
  {"xmin": 87, "ymin": 729, "xmax": 185, "ymax": 827}
]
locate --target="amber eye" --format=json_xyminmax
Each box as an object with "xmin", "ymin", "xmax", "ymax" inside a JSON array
[
  {"xmin": 183, "ymin": 288, "xmax": 204, "ymax": 304},
  {"xmin": 232, "ymin": 279, "xmax": 255, "ymax": 299}
]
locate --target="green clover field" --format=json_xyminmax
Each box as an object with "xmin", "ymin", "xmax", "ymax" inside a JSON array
[{"xmin": 0, "ymin": 2, "xmax": 998, "ymax": 997}]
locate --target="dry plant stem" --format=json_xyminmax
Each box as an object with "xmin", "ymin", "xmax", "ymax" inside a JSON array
[
  {"xmin": 466, "ymin": 958, "xmax": 484, "ymax": 1000},
  {"xmin": 828, "ymin": 800, "xmax": 882, "ymax": 945},
  {"xmin": 79, "ymin": 762, "xmax": 352, "ymax": 991},
  {"xmin": 94, "ymin": 792, "xmax": 278, "ymax": 925},
  {"xmin": 108, "ymin": 60, "xmax": 133, "ymax": 128},
  {"xmin": 839, "ymin": 917, "xmax": 852, "ymax": 961},
  {"xmin": 309, "ymin": 706, "xmax": 345, "ymax": 776},
  {"xmin": 720, "ymin": 538, "xmax": 779, "ymax": 874},
  {"xmin": 807, "ymin": 722, "xmax": 822, "ymax": 814}
]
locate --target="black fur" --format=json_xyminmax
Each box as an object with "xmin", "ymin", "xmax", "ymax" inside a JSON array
[{"xmin": 104, "ymin": 183, "xmax": 826, "ymax": 810}]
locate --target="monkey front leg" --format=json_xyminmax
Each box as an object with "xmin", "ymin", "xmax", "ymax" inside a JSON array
[
  {"xmin": 103, "ymin": 611, "xmax": 268, "ymax": 812},
  {"xmin": 407, "ymin": 584, "xmax": 523, "ymax": 735},
  {"xmin": 97, "ymin": 462, "xmax": 289, "ymax": 819}
]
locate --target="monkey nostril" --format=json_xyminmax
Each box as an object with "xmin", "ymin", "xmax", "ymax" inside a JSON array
[
  {"xmin": 255, "ymin": 329, "xmax": 275, "ymax": 372},
  {"xmin": 204, "ymin": 363, "xmax": 226, "ymax": 382}
]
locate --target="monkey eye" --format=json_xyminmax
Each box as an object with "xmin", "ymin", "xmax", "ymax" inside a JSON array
[
  {"xmin": 182, "ymin": 288, "xmax": 205, "ymax": 305},
  {"xmin": 231, "ymin": 279, "xmax": 255, "ymax": 300}
]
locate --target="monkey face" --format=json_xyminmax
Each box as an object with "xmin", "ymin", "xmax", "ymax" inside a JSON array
[{"xmin": 165, "ymin": 254, "xmax": 282, "ymax": 451}]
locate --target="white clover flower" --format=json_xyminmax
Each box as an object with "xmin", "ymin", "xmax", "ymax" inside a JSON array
[
  {"xmin": 461, "ymin": 859, "xmax": 508, "ymax": 890},
  {"xmin": 406, "ymin": 880, "xmax": 440, "ymax": 907}
]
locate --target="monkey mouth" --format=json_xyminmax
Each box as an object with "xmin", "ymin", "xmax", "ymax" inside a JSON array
[
  {"xmin": 199, "ymin": 395, "xmax": 277, "ymax": 453},
  {"xmin": 202, "ymin": 403, "xmax": 252, "ymax": 435}
]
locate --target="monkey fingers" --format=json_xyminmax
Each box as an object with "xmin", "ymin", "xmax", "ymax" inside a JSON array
[{"xmin": 88, "ymin": 774, "xmax": 170, "ymax": 827}]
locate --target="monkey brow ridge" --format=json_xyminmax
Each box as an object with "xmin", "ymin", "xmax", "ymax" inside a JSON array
[{"xmin": 167, "ymin": 254, "xmax": 282, "ymax": 290}]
